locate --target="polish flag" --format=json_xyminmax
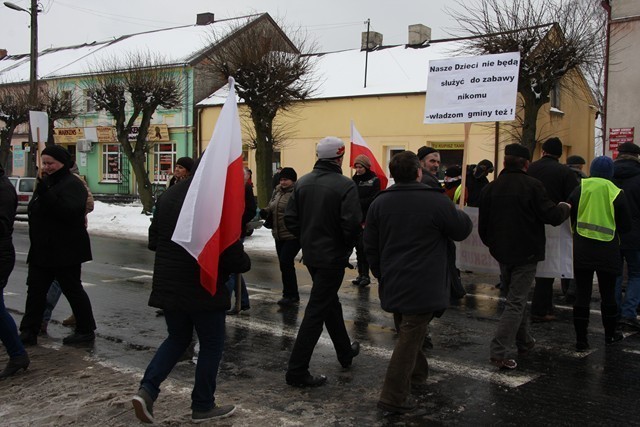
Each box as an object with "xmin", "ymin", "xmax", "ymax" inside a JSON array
[
  {"xmin": 172, "ymin": 77, "xmax": 245, "ymax": 295},
  {"xmin": 350, "ymin": 121, "xmax": 388, "ymax": 189}
]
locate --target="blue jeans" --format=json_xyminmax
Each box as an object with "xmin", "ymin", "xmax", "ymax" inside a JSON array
[
  {"xmin": 139, "ymin": 310, "xmax": 226, "ymax": 411},
  {"xmin": 42, "ymin": 280, "xmax": 63, "ymax": 323},
  {"xmin": 1, "ymin": 280, "xmax": 27, "ymax": 359},
  {"xmin": 225, "ymin": 274, "xmax": 250, "ymax": 308},
  {"xmin": 616, "ymin": 249, "xmax": 640, "ymax": 319}
]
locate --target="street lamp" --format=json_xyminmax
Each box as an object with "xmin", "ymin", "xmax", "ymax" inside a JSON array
[{"xmin": 4, "ymin": 0, "xmax": 40, "ymax": 176}]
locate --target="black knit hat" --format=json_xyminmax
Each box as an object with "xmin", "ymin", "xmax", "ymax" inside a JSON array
[
  {"xmin": 566, "ymin": 155, "xmax": 586, "ymax": 165},
  {"xmin": 279, "ymin": 167, "xmax": 297, "ymax": 182},
  {"xmin": 618, "ymin": 142, "xmax": 640, "ymax": 156},
  {"xmin": 176, "ymin": 157, "xmax": 194, "ymax": 172},
  {"xmin": 504, "ymin": 143, "xmax": 530, "ymax": 160},
  {"xmin": 42, "ymin": 144, "xmax": 71, "ymax": 168},
  {"xmin": 542, "ymin": 137, "xmax": 563, "ymax": 157},
  {"xmin": 417, "ymin": 146, "xmax": 438, "ymax": 160}
]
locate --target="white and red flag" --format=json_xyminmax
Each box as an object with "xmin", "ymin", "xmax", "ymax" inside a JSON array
[
  {"xmin": 349, "ymin": 121, "xmax": 388, "ymax": 189},
  {"xmin": 172, "ymin": 77, "xmax": 245, "ymax": 295}
]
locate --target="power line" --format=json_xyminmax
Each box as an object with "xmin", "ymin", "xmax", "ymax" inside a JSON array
[{"xmin": 54, "ymin": 0, "xmax": 186, "ymax": 27}]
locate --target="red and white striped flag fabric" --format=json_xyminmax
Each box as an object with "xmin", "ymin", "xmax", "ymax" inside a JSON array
[
  {"xmin": 350, "ymin": 121, "xmax": 388, "ymax": 190},
  {"xmin": 172, "ymin": 77, "xmax": 245, "ymax": 295}
]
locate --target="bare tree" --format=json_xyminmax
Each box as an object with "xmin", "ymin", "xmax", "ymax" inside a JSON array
[
  {"xmin": 447, "ymin": 0, "xmax": 604, "ymax": 155},
  {"xmin": 84, "ymin": 52, "xmax": 183, "ymax": 213},
  {"xmin": 0, "ymin": 85, "xmax": 31, "ymax": 169},
  {"xmin": 40, "ymin": 85, "xmax": 78, "ymax": 146},
  {"xmin": 206, "ymin": 18, "xmax": 317, "ymax": 205}
]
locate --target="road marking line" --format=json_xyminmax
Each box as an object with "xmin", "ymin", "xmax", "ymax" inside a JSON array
[
  {"xmin": 225, "ymin": 316, "xmax": 539, "ymax": 388},
  {"xmin": 102, "ymin": 275, "xmax": 152, "ymax": 283},
  {"xmin": 466, "ymin": 293, "xmax": 601, "ymax": 314},
  {"xmin": 122, "ymin": 267, "xmax": 154, "ymax": 274},
  {"xmin": 623, "ymin": 348, "xmax": 640, "ymax": 355}
]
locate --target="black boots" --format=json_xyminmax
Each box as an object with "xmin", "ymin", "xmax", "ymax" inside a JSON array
[
  {"xmin": 0, "ymin": 354, "xmax": 30, "ymax": 379},
  {"xmin": 601, "ymin": 304, "xmax": 624, "ymax": 345},
  {"xmin": 573, "ymin": 306, "xmax": 590, "ymax": 351}
]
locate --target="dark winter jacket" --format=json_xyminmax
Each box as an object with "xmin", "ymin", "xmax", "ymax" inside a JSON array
[
  {"xmin": 465, "ymin": 172, "xmax": 490, "ymax": 207},
  {"xmin": 27, "ymin": 167, "xmax": 91, "ymax": 267},
  {"xmin": 420, "ymin": 169, "xmax": 442, "ymax": 189},
  {"xmin": 613, "ymin": 156, "xmax": 640, "ymax": 250},
  {"xmin": 353, "ymin": 169, "xmax": 380, "ymax": 220},
  {"xmin": 0, "ymin": 169, "xmax": 16, "ymax": 287},
  {"xmin": 284, "ymin": 159, "xmax": 362, "ymax": 269},
  {"xmin": 527, "ymin": 155, "xmax": 579, "ymax": 203},
  {"xmin": 242, "ymin": 182, "xmax": 257, "ymax": 238},
  {"xmin": 478, "ymin": 168, "xmax": 570, "ymax": 266},
  {"xmin": 364, "ymin": 182, "xmax": 472, "ymax": 314},
  {"xmin": 264, "ymin": 184, "xmax": 296, "ymax": 241},
  {"xmin": 148, "ymin": 178, "xmax": 251, "ymax": 312},
  {"xmin": 568, "ymin": 180, "xmax": 632, "ymax": 274}
]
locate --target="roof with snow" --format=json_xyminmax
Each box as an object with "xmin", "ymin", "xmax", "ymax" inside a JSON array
[
  {"xmin": 198, "ymin": 39, "xmax": 466, "ymax": 105},
  {"xmin": 0, "ymin": 14, "xmax": 263, "ymax": 83}
]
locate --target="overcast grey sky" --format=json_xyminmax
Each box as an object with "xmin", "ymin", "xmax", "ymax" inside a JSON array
[{"xmin": 0, "ymin": 0, "xmax": 461, "ymax": 55}]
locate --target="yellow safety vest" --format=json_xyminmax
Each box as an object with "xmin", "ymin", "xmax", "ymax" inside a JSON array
[
  {"xmin": 454, "ymin": 184, "xmax": 462, "ymax": 204},
  {"xmin": 576, "ymin": 177, "xmax": 620, "ymax": 242}
]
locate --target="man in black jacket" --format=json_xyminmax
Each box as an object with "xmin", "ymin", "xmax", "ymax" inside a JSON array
[
  {"xmin": 365, "ymin": 151, "xmax": 472, "ymax": 414},
  {"xmin": 284, "ymin": 136, "xmax": 362, "ymax": 388},
  {"xmin": 613, "ymin": 142, "xmax": 640, "ymax": 330},
  {"xmin": 526, "ymin": 137, "xmax": 578, "ymax": 322},
  {"xmin": 132, "ymin": 172, "xmax": 250, "ymax": 424},
  {"xmin": 479, "ymin": 143, "xmax": 570, "ymax": 369},
  {"xmin": 19, "ymin": 145, "xmax": 96, "ymax": 346}
]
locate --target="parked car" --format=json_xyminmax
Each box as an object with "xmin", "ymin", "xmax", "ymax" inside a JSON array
[{"xmin": 8, "ymin": 176, "xmax": 36, "ymax": 215}]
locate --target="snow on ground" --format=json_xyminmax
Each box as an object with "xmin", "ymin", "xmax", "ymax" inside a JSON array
[{"xmin": 87, "ymin": 200, "xmax": 279, "ymax": 254}]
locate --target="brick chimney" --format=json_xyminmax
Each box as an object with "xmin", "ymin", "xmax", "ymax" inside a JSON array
[
  {"xmin": 361, "ymin": 31, "xmax": 383, "ymax": 50},
  {"xmin": 196, "ymin": 13, "xmax": 215, "ymax": 25},
  {"xmin": 0, "ymin": 49, "xmax": 7, "ymax": 60},
  {"xmin": 408, "ymin": 24, "xmax": 431, "ymax": 45}
]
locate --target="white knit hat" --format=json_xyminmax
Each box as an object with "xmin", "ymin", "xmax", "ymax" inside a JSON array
[{"xmin": 317, "ymin": 137, "xmax": 346, "ymax": 160}]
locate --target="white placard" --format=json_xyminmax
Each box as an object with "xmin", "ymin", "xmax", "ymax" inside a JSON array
[
  {"xmin": 424, "ymin": 52, "xmax": 520, "ymax": 124},
  {"xmin": 29, "ymin": 110, "xmax": 49, "ymax": 153},
  {"xmin": 455, "ymin": 207, "xmax": 573, "ymax": 279}
]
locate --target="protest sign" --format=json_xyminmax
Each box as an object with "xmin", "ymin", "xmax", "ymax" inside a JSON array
[
  {"xmin": 455, "ymin": 207, "xmax": 573, "ymax": 279},
  {"xmin": 424, "ymin": 52, "xmax": 521, "ymax": 124}
]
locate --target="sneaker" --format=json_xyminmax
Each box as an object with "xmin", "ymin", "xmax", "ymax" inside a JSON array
[
  {"xmin": 62, "ymin": 314, "xmax": 76, "ymax": 327},
  {"xmin": 191, "ymin": 404, "xmax": 236, "ymax": 423},
  {"xmin": 62, "ymin": 331, "xmax": 95, "ymax": 345},
  {"xmin": 132, "ymin": 388, "xmax": 154, "ymax": 424}
]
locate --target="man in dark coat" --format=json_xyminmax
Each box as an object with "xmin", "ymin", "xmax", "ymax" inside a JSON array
[
  {"xmin": 526, "ymin": 137, "xmax": 579, "ymax": 322},
  {"xmin": 132, "ymin": 173, "xmax": 251, "ymax": 424},
  {"xmin": 19, "ymin": 145, "xmax": 96, "ymax": 346},
  {"xmin": 417, "ymin": 146, "xmax": 442, "ymax": 188},
  {"xmin": 284, "ymin": 136, "xmax": 362, "ymax": 388},
  {"xmin": 0, "ymin": 165, "xmax": 29, "ymax": 378},
  {"xmin": 613, "ymin": 142, "xmax": 640, "ymax": 330},
  {"xmin": 466, "ymin": 159, "xmax": 494, "ymax": 207},
  {"xmin": 364, "ymin": 151, "xmax": 472, "ymax": 414},
  {"xmin": 479, "ymin": 143, "xmax": 570, "ymax": 369}
]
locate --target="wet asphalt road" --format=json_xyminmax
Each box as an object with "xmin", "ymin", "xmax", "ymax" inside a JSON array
[{"xmin": 5, "ymin": 222, "xmax": 640, "ymax": 426}]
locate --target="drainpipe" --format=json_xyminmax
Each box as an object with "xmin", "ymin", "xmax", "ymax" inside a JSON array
[
  {"xmin": 600, "ymin": 0, "xmax": 611, "ymax": 156},
  {"xmin": 183, "ymin": 65, "xmax": 190, "ymax": 157}
]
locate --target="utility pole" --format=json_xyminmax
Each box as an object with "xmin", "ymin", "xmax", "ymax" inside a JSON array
[
  {"xmin": 4, "ymin": 0, "xmax": 39, "ymax": 176},
  {"xmin": 364, "ymin": 19, "xmax": 370, "ymax": 88}
]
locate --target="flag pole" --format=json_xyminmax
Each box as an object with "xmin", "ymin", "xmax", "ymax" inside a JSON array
[{"xmin": 458, "ymin": 122, "xmax": 472, "ymax": 209}]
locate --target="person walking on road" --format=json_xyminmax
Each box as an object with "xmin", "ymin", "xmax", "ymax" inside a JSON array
[
  {"xmin": 479, "ymin": 143, "xmax": 571, "ymax": 370},
  {"xmin": 19, "ymin": 145, "xmax": 97, "ymax": 346},
  {"xmin": 132, "ymin": 172, "xmax": 251, "ymax": 424},
  {"xmin": 260, "ymin": 167, "xmax": 302, "ymax": 306},
  {"xmin": 364, "ymin": 151, "xmax": 472, "ymax": 414},
  {"xmin": 527, "ymin": 137, "xmax": 579, "ymax": 322},
  {"xmin": 0, "ymin": 164, "xmax": 29, "ymax": 378},
  {"xmin": 284, "ymin": 136, "xmax": 362, "ymax": 388},
  {"xmin": 568, "ymin": 156, "xmax": 632, "ymax": 351},
  {"xmin": 612, "ymin": 142, "xmax": 640, "ymax": 330},
  {"xmin": 351, "ymin": 154, "xmax": 380, "ymax": 287}
]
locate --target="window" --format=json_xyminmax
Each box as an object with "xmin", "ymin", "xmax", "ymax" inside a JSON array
[
  {"xmin": 385, "ymin": 146, "xmax": 406, "ymax": 184},
  {"xmin": 61, "ymin": 90, "xmax": 72, "ymax": 111},
  {"xmin": 102, "ymin": 143, "xmax": 121, "ymax": 182},
  {"xmin": 153, "ymin": 143, "xmax": 176, "ymax": 183},
  {"xmin": 84, "ymin": 89, "xmax": 95, "ymax": 112},
  {"xmin": 550, "ymin": 82, "xmax": 561, "ymax": 110}
]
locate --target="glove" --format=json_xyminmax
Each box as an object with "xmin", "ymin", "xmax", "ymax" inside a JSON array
[{"xmin": 259, "ymin": 208, "xmax": 269, "ymax": 220}]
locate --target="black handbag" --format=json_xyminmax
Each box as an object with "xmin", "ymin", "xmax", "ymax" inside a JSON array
[{"xmin": 263, "ymin": 211, "xmax": 273, "ymax": 229}]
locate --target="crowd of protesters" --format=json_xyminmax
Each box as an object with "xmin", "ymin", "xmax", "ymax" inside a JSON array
[{"xmin": 2, "ymin": 136, "xmax": 640, "ymax": 421}]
